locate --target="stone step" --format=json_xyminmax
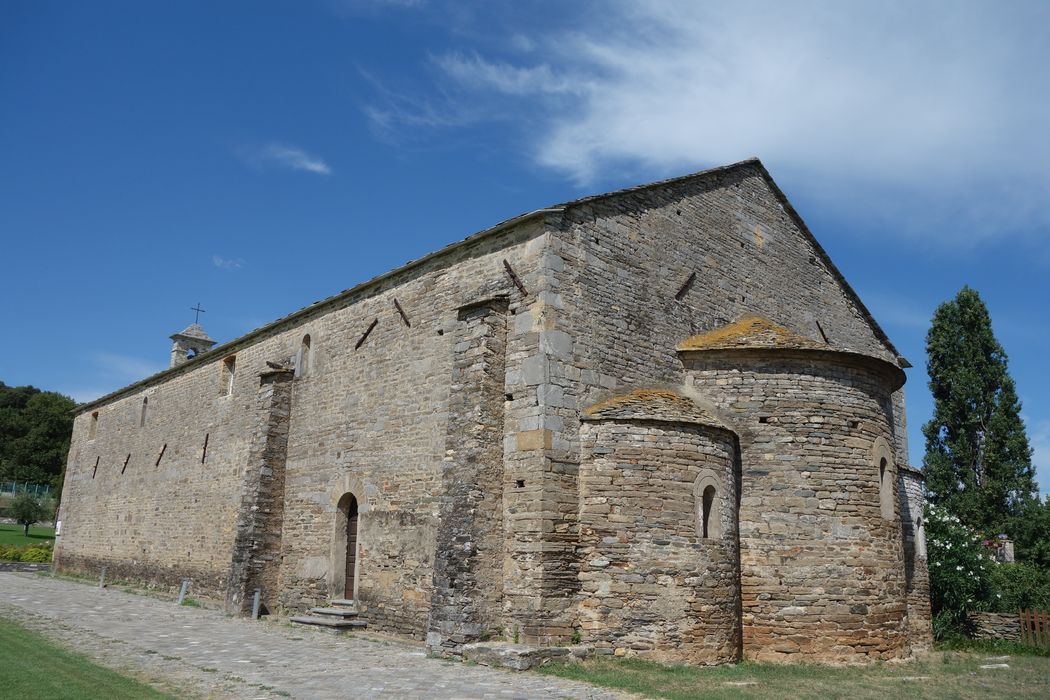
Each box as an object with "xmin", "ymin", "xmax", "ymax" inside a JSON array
[
  {"xmin": 329, "ymin": 598, "xmax": 358, "ymax": 609},
  {"xmin": 289, "ymin": 615, "xmax": 367, "ymax": 632},
  {"xmin": 309, "ymin": 607, "xmax": 359, "ymax": 618}
]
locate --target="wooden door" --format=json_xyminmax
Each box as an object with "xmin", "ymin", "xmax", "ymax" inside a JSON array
[{"xmin": 345, "ymin": 496, "xmax": 358, "ymax": 599}]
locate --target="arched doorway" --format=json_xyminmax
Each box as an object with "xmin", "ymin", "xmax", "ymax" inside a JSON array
[{"xmin": 337, "ymin": 493, "xmax": 359, "ymax": 599}]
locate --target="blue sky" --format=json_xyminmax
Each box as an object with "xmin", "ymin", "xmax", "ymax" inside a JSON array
[{"xmin": 2, "ymin": 1, "xmax": 1049, "ymax": 490}]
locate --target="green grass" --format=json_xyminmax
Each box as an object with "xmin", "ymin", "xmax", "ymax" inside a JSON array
[
  {"xmin": 535, "ymin": 652, "xmax": 1050, "ymax": 699},
  {"xmin": 0, "ymin": 523, "xmax": 55, "ymax": 546},
  {"xmin": 935, "ymin": 633, "xmax": 1050, "ymax": 658},
  {"xmin": 0, "ymin": 616, "xmax": 175, "ymax": 699}
]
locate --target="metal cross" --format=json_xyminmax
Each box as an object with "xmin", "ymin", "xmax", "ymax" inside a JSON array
[{"xmin": 191, "ymin": 303, "xmax": 206, "ymax": 324}]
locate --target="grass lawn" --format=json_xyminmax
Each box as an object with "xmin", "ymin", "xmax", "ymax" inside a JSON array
[
  {"xmin": 0, "ymin": 522, "xmax": 55, "ymax": 546},
  {"xmin": 536, "ymin": 651, "xmax": 1050, "ymax": 699},
  {"xmin": 0, "ymin": 616, "xmax": 175, "ymax": 699}
]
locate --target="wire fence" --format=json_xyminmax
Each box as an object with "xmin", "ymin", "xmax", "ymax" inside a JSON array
[{"xmin": 0, "ymin": 482, "xmax": 53, "ymax": 499}]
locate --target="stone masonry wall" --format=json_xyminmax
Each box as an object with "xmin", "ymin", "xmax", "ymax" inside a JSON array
[
  {"xmin": 534, "ymin": 163, "xmax": 912, "ymax": 642},
  {"xmin": 225, "ymin": 369, "xmax": 294, "ymax": 615},
  {"xmin": 60, "ymin": 217, "xmax": 552, "ymax": 641},
  {"xmin": 576, "ymin": 419, "xmax": 741, "ymax": 664},
  {"xmin": 968, "ymin": 612, "xmax": 1021, "ymax": 641},
  {"xmin": 428, "ymin": 298, "xmax": 509, "ymax": 653},
  {"xmin": 269, "ymin": 221, "xmax": 547, "ymax": 640},
  {"xmin": 899, "ymin": 468, "xmax": 932, "ymax": 650},
  {"xmin": 55, "ymin": 353, "xmax": 258, "ymax": 599},
  {"xmin": 683, "ymin": 352, "xmax": 910, "ymax": 662}
]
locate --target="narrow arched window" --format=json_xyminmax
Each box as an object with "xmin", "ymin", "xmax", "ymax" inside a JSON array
[
  {"xmin": 140, "ymin": 397, "xmax": 148, "ymax": 427},
  {"xmin": 702, "ymin": 485, "xmax": 716, "ymax": 538},
  {"xmin": 89, "ymin": 411, "xmax": 99, "ymax": 440},
  {"xmin": 220, "ymin": 355, "xmax": 236, "ymax": 396},
  {"xmin": 297, "ymin": 334, "xmax": 311, "ymax": 378},
  {"xmin": 694, "ymin": 471, "xmax": 722, "ymax": 539},
  {"xmin": 873, "ymin": 437, "xmax": 895, "ymax": 521}
]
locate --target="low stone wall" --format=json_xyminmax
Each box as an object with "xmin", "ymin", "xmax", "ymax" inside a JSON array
[{"xmin": 968, "ymin": 612, "xmax": 1020, "ymax": 641}]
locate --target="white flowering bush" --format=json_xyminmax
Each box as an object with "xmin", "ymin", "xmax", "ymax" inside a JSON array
[{"xmin": 925, "ymin": 503, "xmax": 991, "ymax": 636}]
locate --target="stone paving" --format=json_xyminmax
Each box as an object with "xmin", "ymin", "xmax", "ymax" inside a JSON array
[{"xmin": 0, "ymin": 573, "xmax": 629, "ymax": 700}]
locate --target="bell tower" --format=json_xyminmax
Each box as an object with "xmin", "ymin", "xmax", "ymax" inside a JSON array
[
  {"xmin": 170, "ymin": 323, "xmax": 216, "ymax": 367},
  {"xmin": 170, "ymin": 304, "xmax": 216, "ymax": 367}
]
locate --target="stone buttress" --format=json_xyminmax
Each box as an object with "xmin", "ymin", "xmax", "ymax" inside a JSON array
[{"xmin": 225, "ymin": 367, "xmax": 294, "ymax": 615}]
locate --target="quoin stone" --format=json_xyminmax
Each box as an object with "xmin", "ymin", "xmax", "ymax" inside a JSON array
[{"xmin": 54, "ymin": 159, "xmax": 931, "ymax": 664}]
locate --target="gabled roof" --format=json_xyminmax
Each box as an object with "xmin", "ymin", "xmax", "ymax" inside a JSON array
[
  {"xmin": 550, "ymin": 158, "xmax": 906, "ymax": 367},
  {"xmin": 76, "ymin": 158, "xmax": 904, "ymax": 414},
  {"xmin": 677, "ymin": 315, "xmax": 825, "ymax": 352}
]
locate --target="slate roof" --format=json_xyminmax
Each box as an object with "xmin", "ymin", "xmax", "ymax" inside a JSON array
[
  {"xmin": 170, "ymin": 323, "xmax": 214, "ymax": 342},
  {"xmin": 76, "ymin": 158, "xmax": 903, "ymax": 413},
  {"xmin": 582, "ymin": 389, "xmax": 731, "ymax": 431},
  {"xmin": 676, "ymin": 315, "xmax": 825, "ymax": 352}
]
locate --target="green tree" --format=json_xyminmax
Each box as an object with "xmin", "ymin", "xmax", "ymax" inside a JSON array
[
  {"xmin": 0, "ymin": 382, "xmax": 75, "ymax": 490},
  {"xmin": 922, "ymin": 287, "xmax": 1038, "ymax": 539},
  {"xmin": 9, "ymin": 492, "xmax": 47, "ymax": 537}
]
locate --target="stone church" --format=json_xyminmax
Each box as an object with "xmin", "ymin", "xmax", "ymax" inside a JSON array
[{"xmin": 55, "ymin": 159, "xmax": 931, "ymax": 664}]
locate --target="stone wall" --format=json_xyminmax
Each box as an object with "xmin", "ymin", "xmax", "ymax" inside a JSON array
[
  {"xmin": 899, "ymin": 467, "xmax": 932, "ymax": 650},
  {"xmin": 59, "ymin": 216, "xmax": 552, "ymax": 642},
  {"xmin": 57, "ymin": 159, "xmax": 929, "ymax": 660},
  {"xmin": 428, "ymin": 298, "xmax": 509, "ymax": 653},
  {"xmin": 682, "ymin": 351, "xmax": 910, "ymax": 662},
  {"xmin": 969, "ymin": 612, "xmax": 1021, "ymax": 641},
  {"xmin": 225, "ymin": 369, "xmax": 294, "ymax": 615},
  {"xmin": 54, "ymin": 349, "xmax": 259, "ymax": 599},
  {"xmin": 536, "ymin": 161, "xmax": 919, "ymax": 654},
  {"xmin": 576, "ymin": 417, "xmax": 740, "ymax": 664}
]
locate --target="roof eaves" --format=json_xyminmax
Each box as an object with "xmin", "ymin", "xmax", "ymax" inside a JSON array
[{"xmin": 74, "ymin": 206, "xmax": 559, "ymax": 414}]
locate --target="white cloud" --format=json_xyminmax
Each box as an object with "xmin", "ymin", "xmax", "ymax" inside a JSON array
[
  {"xmin": 436, "ymin": 52, "xmax": 580, "ymax": 96},
  {"xmin": 243, "ymin": 142, "xmax": 332, "ymax": 175},
  {"xmin": 376, "ymin": 1, "xmax": 1050, "ymax": 243},
  {"xmin": 212, "ymin": 255, "xmax": 245, "ymax": 270}
]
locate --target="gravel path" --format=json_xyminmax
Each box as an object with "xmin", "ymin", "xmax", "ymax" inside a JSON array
[{"xmin": 0, "ymin": 572, "xmax": 628, "ymax": 700}]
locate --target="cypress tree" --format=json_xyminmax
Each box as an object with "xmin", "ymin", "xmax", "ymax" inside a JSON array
[{"xmin": 922, "ymin": 287, "xmax": 1038, "ymax": 538}]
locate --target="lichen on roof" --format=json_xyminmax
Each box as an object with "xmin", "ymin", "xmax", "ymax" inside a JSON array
[
  {"xmin": 582, "ymin": 389, "xmax": 730, "ymax": 430},
  {"xmin": 676, "ymin": 315, "xmax": 824, "ymax": 352}
]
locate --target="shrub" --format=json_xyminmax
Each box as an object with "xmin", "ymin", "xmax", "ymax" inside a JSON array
[
  {"xmin": 926, "ymin": 502, "xmax": 992, "ymax": 635},
  {"xmin": 0, "ymin": 541, "xmax": 52, "ymax": 562},
  {"xmin": 986, "ymin": 562, "xmax": 1050, "ymax": 612}
]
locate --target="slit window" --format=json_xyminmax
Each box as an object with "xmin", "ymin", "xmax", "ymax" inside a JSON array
[
  {"xmin": 873, "ymin": 437, "xmax": 895, "ymax": 521},
  {"xmin": 297, "ymin": 334, "xmax": 311, "ymax": 378},
  {"xmin": 139, "ymin": 397, "xmax": 148, "ymax": 427},
  {"xmin": 702, "ymin": 485, "xmax": 716, "ymax": 538},
  {"xmin": 694, "ymin": 471, "xmax": 723, "ymax": 539},
  {"xmin": 221, "ymin": 355, "xmax": 236, "ymax": 396},
  {"xmin": 880, "ymin": 457, "xmax": 893, "ymax": 519},
  {"xmin": 89, "ymin": 411, "xmax": 99, "ymax": 441}
]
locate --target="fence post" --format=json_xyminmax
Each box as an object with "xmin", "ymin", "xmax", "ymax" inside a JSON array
[
  {"xmin": 98, "ymin": 566, "xmax": 106, "ymax": 589},
  {"xmin": 251, "ymin": 589, "xmax": 262, "ymax": 620},
  {"xmin": 177, "ymin": 579, "xmax": 190, "ymax": 605}
]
